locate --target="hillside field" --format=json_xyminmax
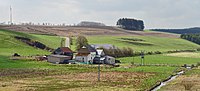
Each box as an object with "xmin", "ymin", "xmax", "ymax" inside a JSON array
[
  {"xmin": 0, "ymin": 29, "xmax": 200, "ymax": 91},
  {"xmin": 85, "ymin": 36, "xmax": 200, "ymax": 52},
  {"xmin": 118, "ymin": 53, "xmax": 200, "ymax": 66}
]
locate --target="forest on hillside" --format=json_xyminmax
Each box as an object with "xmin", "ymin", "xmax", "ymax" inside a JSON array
[
  {"xmin": 151, "ymin": 27, "xmax": 200, "ymax": 34},
  {"xmin": 181, "ymin": 33, "xmax": 200, "ymax": 45}
]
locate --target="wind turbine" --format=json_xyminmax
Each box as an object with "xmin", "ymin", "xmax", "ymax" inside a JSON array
[{"xmin": 10, "ymin": 5, "xmax": 13, "ymax": 25}]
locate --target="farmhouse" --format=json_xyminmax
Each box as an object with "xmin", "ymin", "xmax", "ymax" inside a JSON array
[
  {"xmin": 75, "ymin": 45, "xmax": 97, "ymax": 64},
  {"xmin": 47, "ymin": 47, "xmax": 74, "ymax": 64}
]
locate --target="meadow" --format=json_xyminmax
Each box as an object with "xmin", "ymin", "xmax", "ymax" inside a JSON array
[
  {"xmin": 118, "ymin": 53, "xmax": 200, "ymax": 66},
  {"xmin": 0, "ymin": 29, "xmax": 50, "ymax": 56},
  {"xmin": 86, "ymin": 35, "xmax": 200, "ymax": 52},
  {"xmin": 159, "ymin": 68, "xmax": 200, "ymax": 91},
  {"xmin": 0, "ymin": 29, "xmax": 200, "ymax": 90}
]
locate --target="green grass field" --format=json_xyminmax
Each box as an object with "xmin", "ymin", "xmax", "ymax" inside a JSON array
[
  {"xmin": 0, "ymin": 29, "xmax": 200, "ymax": 90},
  {"xmin": 30, "ymin": 34, "xmax": 62, "ymax": 49},
  {"xmin": 85, "ymin": 36, "xmax": 200, "ymax": 52},
  {"xmin": 118, "ymin": 53, "xmax": 200, "ymax": 66},
  {"xmin": 0, "ymin": 29, "xmax": 51, "ymax": 56}
]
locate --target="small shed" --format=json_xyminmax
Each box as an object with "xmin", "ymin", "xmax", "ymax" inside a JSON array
[{"xmin": 47, "ymin": 55, "xmax": 71, "ymax": 64}]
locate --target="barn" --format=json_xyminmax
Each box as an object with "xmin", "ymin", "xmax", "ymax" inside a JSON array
[
  {"xmin": 47, "ymin": 55, "xmax": 72, "ymax": 64},
  {"xmin": 52, "ymin": 47, "xmax": 73, "ymax": 60},
  {"xmin": 47, "ymin": 47, "xmax": 74, "ymax": 64}
]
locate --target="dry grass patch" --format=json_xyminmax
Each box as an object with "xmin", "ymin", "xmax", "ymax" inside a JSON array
[
  {"xmin": 160, "ymin": 75, "xmax": 200, "ymax": 91},
  {"xmin": 0, "ymin": 71, "xmax": 154, "ymax": 91},
  {"xmin": 165, "ymin": 52, "xmax": 200, "ymax": 58}
]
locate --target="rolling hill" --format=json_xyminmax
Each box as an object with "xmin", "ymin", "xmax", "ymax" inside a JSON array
[
  {"xmin": 0, "ymin": 25, "xmax": 179, "ymax": 38},
  {"xmin": 0, "ymin": 29, "xmax": 61, "ymax": 56},
  {"xmin": 0, "ymin": 28, "xmax": 200, "ymax": 91}
]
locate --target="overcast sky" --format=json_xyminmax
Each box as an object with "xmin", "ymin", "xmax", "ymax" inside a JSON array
[{"xmin": 0, "ymin": 0, "xmax": 199, "ymax": 29}]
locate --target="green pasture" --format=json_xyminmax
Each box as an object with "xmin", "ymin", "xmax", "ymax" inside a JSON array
[
  {"xmin": 118, "ymin": 54, "xmax": 200, "ymax": 66},
  {"xmin": 86, "ymin": 35, "xmax": 200, "ymax": 52}
]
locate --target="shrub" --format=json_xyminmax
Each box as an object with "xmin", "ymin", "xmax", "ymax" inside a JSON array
[
  {"xmin": 154, "ymin": 51, "xmax": 162, "ymax": 54},
  {"xmin": 196, "ymin": 62, "xmax": 200, "ymax": 67},
  {"xmin": 147, "ymin": 51, "xmax": 153, "ymax": 55}
]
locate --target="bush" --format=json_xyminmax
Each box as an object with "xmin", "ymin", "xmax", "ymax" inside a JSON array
[
  {"xmin": 196, "ymin": 62, "xmax": 200, "ymax": 67},
  {"xmin": 154, "ymin": 51, "xmax": 162, "ymax": 54},
  {"xmin": 191, "ymin": 64, "xmax": 195, "ymax": 68},
  {"xmin": 147, "ymin": 51, "xmax": 153, "ymax": 55},
  {"xmin": 103, "ymin": 47, "xmax": 134, "ymax": 58}
]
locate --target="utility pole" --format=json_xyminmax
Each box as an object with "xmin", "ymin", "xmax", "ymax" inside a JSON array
[
  {"xmin": 10, "ymin": 6, "xmax": 13, "ymax": 25},
  {"xmin": 141, "ymin": 51, "xmax": 145, "ymax": 66},
  {"xmin": 132, "ymin": 54, "xmax": 134, "ymax": 66},
  {"xmin": 98, "ymin": 62, "xmax": 100, "ymax": 82}
]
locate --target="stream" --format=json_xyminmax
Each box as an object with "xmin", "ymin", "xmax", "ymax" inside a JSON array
[{"xmin": 151, "ymin": 71, "xmax": 185, "ymax": 91}]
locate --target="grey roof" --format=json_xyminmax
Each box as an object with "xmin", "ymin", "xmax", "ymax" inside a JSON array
[
  {"xmin": 85, "ymin": 45, "xmax": 97, "ymax": 52},
  {"xmin": 77, "ymin": 45, "xmax": 97, "ymax": 54},
  {"xmin": 90, "ymin": 44, "xmax": 116, "ymax": 49}
]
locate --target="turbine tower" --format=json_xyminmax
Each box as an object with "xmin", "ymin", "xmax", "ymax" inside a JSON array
[{"xmin": 10, "ymin": 5, "xmax": 13, "ymax": 25}]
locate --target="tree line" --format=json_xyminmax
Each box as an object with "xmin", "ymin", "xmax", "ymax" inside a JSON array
[
  {"xmin": 181, "ymin": 33, "xmax": 200, "ymax": 45},
  {"xmin": 151, "ymin": 27, "xmax": 200, "ymax": 34}
]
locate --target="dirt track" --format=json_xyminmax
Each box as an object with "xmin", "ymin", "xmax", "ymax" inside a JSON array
[{"xmin": 0, "ymin": 25, "xmax": 180, "ymax": 38}]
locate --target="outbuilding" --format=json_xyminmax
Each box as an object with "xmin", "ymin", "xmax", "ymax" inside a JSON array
[
  {"xmin": 52, "ymin": 47, "xmax": 73, "ymax": 60},
  {"xmin": 47, "ymin": 55, "xmax": 72, "ymax": 64}
]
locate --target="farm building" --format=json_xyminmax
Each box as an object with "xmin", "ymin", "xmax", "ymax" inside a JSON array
[
  {"xmin": 47, "ymin": 55, "xmax": 72, "ymax": 64},
  {"xmin": 75, "ymin": 45, "xmax": 97, "ymax": 64},
  {"xmin": 47, "ymin": 47, "xmax": 74, "ymax": 64},
  {"xmin": 93, "ymin": 48, "xmax": 116, "ymax": 65},
  {"xmin": 96, "ymin": 49, "xmax": 105, "ymax": 57},
  {"xmin": 93, "ymin": 56, "xmax": 115, "ymax": 65},
  {"xmin": 90, "ymin": 44, "xmax": 116, "ymax": 49},
  {"xmin": 52, "ymin": 47, "xmax": 73, "ymax": 60}
]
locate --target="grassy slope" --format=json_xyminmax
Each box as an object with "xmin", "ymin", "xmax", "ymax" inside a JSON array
[
  {"xmin": 0, "ymin": 29, "xmax": 200, "ymax": 90},
  {"xmin": 30, "ymin": 34, "xmax": 61, "ymax": 49},
  {"xmin": 0, "ymin": 29, "xmax": 50, "ymax": 56},
  {"xmin": 85, "ymin": 36, "xmax": 200, "ymax": 52},
  {"xmin": 119, "ymin": 54, "xmax": 200, "ymax": 66}
]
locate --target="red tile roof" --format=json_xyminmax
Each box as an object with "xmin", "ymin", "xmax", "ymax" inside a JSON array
[
  {"xmin": 76, "ymin": 53, "xmax": 90, "ymax": 56},
  {"xmin": 60, "ymin": 47, "xmax": 73, "ymax": 52}
]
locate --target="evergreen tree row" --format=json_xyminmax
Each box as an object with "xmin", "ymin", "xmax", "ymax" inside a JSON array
[
  {"xmin": 117, "ymin": 18, "xmax": 144, "ymax": 31},
  {"xmin": 181, "ymin": 33, "xmax": 200, "ymax": 45}
]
